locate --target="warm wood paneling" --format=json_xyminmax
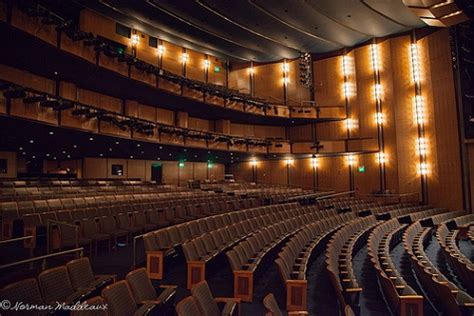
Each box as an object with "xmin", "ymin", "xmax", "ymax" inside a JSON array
[
  {"xmin": 188, "ymin": 117, "xmax": 213, "ymax": 132},
  {"xmin": 257, "ymin": 160, "xmax": 288, "ymax": 186},
  {"xmin": 83, "ymin": 158, "xmax": 107, "ymax": 179},
  {"xmin": 353, "ymin": 153, "xmax": 380, "ymax": 194},
  {"xmin": 228, "ymin": 64, "xmax": 250, "ymax": 94},
  {"xmin": 314, "ymin": 56, "xmax": 345, "ymax": 107},
  {"xmin": 254, "ymin": 62, "xmax": 284, "ymax": 102},
  {"xmin": 317, "ymin": 156, "xmax": 349, "ymax": 192},
  {"xmin": 128, "ymin": 159, "xmax": 147, "ymax": 180},
  {"xmin": 289, "ymin": 158, "xmax": 314, "ymax": 190},
  {"xmin": 207, "ymin": 57, "xmax": 226, "ymax": 86},
  {"xmin": 80, "ymin": 9, "xmax": 130, "ymax": 50},
  {"xmin": 162, "ymin": 42, "xmax": 183, "ymax": 76},
  {"xmin": 288, "ymin": 124, "xmax": 313, "ymax": 142},
  {"xmin": 11, "ymin": 8, "xmax": 57, "ymax": 46},
  {"xmin": 185, "ymin": 49, "xmax": 206, "ymax": 82},
  {"xmin": 287, "ymin": 60, "xmax": 311, "ymax": 104},
  {"xmin": 422, "ymin": 29, "xmax": 463, "ymax": 210}
]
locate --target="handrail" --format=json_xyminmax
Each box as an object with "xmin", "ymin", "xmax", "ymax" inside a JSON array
[
  {"xmin": 282, "ymin": 191, "xmax": 336, "ymax": 202},
  {"xmin": 0, "ymin": 235, "xmax": 33, "ymax": 245},
  {"xmin": 0, "ymin": 247, "xmax": 84, "ymax": 270},
  {"xmin": 315, "ymin": 190, "xmax": 357, "ymax": 200}
]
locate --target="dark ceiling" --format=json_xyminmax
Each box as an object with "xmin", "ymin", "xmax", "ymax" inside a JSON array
[{"xmin": 74, "ymin": 0, "xmax": 426, "ymax": 62}]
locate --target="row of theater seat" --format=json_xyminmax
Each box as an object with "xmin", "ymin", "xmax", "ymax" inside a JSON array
[
  {"xmin": 367, "ymin": 207, "xmax": 451, "ymax": 315},
  {"xmin": 435, "ymin": 214, "xmax": 474, "ymax": 295},
  {"xmin": 0, "ymin": 257, "xmax": 177, "ymax": 316},
  {"xmin": 403, "ymin": 211, "xmax": 474, "ymax": 316}
]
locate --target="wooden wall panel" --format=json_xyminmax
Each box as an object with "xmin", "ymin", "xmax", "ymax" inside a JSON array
[
  {"xmin": 422, "ymin": 29, "xmax": 463, "ymax": 210},
  {"xmin": 0, "ymin": 152, "xmax": 17, "ymax": 179},
  {"xmin": 208, "ymin": 163, "xmax": 225, "ymax": 181},
  {"xmin": 80, "ymin": 9, "xmax": 130, "ymax": 51},
  {"xmin": 188, "ymin": 117, "xmax": 213, "ymax": 131},
  {"xmin": 207, "ymin": 57, "xmax": 226, "ymax": 86},
  {"xmin": 231, "ymin": 162, "xmax": 254, "ymax": 183},
  {"xmin": 76, "ymin": 88, "xmax": 122, "ymax": 113},
  {"xmin": 228, "ymin": 64, "xmax": 250, "ymax": 94},
  {"xmin": 128, "ymin": 160, "xmax": 147, "ymax": 180},
  {"xmin": 354, "ymin": 45, "xmax": 377, "ymax": 140},
  {"xmin": 289, "ymin": 158, "xmax": 314, "ymax": 190},
  {"xmin": 11, "ymin": 8, "xmax": 57, "ymax": 46},
  {"xmin": 254, "ymin": 62, "xmax": 284, "ymax": 102},
  {"xmin": 253, "ymin": 125, "xmax": 286, "ymax": 139},
  {"xmin": 193, "ymin": 163, "xmax": 208, "ymax": 181},
  {"xmin": 83, "ymin": 158, "xmax": 107, "ymax": 179},
  {"xmin": 162, "ymin": 42, "xmax": 183, "ymax": 75},
  {"xmin": 379, "ymin": 39, "xmax": 400, "ymax": 193},
  {"xmin": 256, "ymin": 160, "xmax": 288, "ymax": 186},
  {"xmin": 288, "ymin": 124, "xmax": 313, "ymax": 142},
  {"xmin": 60, "ymin": 81, "xmax": 98, "ymax": 132},
  {"xmin": 185, "ymin": 49, "xmax": 206, "ymax": 82},
  {"xmin": 317, "ymin": 156, "xmax": 349, "ymax": 192},
  {"xmin": 390, "ymin": 35, "xmax": 421, "ymax": 194},
  {"xmin": 287, "ymin": 60, "xmax": 311, "ymax": 105},
  {"xmin": 135, "ymin": 33, "xmax": 159, "ymax": 66},
  {"xmin": 156, "ymin": 108, "xmax": 175, "ymax": 125},
  {"xmin": 314, "ymin": 56, "xmax": 345, "ymax": 107},
  {"xmin": 316, "ymin": 121, "xmax": 346, "ymax": 140},
  {"xmin": 59, "ymin": 160, "xmax": 82, "ymax": 178},
  {"xmin": 353, "ymin": 153, "xmax": 380, "ymax": 194}
]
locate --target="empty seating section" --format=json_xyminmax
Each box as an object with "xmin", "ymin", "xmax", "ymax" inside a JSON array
[
  {"xmin": 326, "ymin": 215, "xmax": 379, "ymax": 313},
  {"xmin": 404, "ymin": 212, "xmax": 474, "ymax": 315},
  {"xmin": 368, "ymin": 207, "xmax": 453, "ymax": 316},
  {"xmin": 435, "ymin": 214, "xmax": 474, "ymax": 296}
]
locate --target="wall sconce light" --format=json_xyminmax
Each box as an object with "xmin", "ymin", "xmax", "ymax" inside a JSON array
[
  {"xmin": 375, "ymin": 112, "xmax": 384, "ymax": 125},
  {"xmin": 346, "ymin": 118, "xmax": 357, "ymax": 131},
  {"xmin": 371, "ymin": 44, "xmax": 380, "ymax": 71},
  {"xmin": 283, "ymin": 77, "xmax": 290, "ymax": 85},
  {"xmin": 347, "ymin": 155, "xmax": 356, "ymax": 166},
  {"xmin": 419, "ymin": 162, "xmax": 429, "ymax": 175},
  {"xmin": 250, "ymin": 158, "xmax": 257, "ymax": 166},
  {"xmin": 282, "ymin": 61, "xmax": 290, "ymax": 74},
  {"xmin": 343, "ymin": 82, "xmax": 352, "ymax": 98},
  {"xmin": 157, "ymin": 44, "xmax": 165, "ymax": 56},
  {"xmin": 414, "ymin": 95, "xmax": 424, "ymax": 124},
  {"xmin": 417, "ymin": 137, "xmax": 428, "ymax": 156},
  {"xmin": 131, "ymin": 33, "xmax": 139, "ymax": 46},
  {"xmin": 411, "ymin": 43, "xmax": 421, "ymax": 83},
  {"xmin": 249, "ymin": 66, "xmax": 255, "ymax": 75},
  {"xmin": 374, "ymin": 84, "xmax": 383, "ymax": 100},
  {"xmin": 311, "ymin": 157, "xmax": 319, "ymax": 168},
  {"xmin": 203, "ymin": 59, "xmax": 210, "ymax": 69},
  {"xmin": 285, "ymin": 158, "xmax": 294, "ymax": 165},
  {"xmin": 342, "ymin": 55, "xmax": 352, "ymax": 76},
  {"xmin": 181, "ymin": 53, "xmax": 189, "ymax": 64},
  {"xmin": 377, "ymin": 152, "xmax": 387, "ymax": 164}
]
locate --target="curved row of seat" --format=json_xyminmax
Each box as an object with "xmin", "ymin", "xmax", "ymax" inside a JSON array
[
  {"xmin": 183, "ymin": 203, "xmax": 303, "ymax": 290},
  {"xmin": 275, "ymin": 209, "xmax": 355, "ymax": 311},
  {"xmin": 436, "ymin": 214, "xmax": 474, "ymax": 295},
  {"xmin": 367, "ymin": 207, "xmax": 449, "ymax": 316},
  {"xmin": 403, "ymin": 211, "xmax": 474, "ymax": 316},
  {"xmin": 142, "ymin": 201, "xmax": 284, "ymax": 281},
  {"xmin": 326, "ymin": 215, "xmax": 379, "ymax": 314}
]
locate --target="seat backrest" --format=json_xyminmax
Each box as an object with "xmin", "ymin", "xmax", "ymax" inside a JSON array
[
  {"xmin": 125, "ymin": 268, "xmax": 157, "ymax": 303},
  {"xmin": 176, "ymin": 296, "xmax": 202, "ymax": 316},
  {"xmin": 38, "ymin": 266, "xmax": 75, "ymax": 303},
  {"xmin": 0, "ymin": 278, "xmax": 44, "ymax": 306},
  {"xmin": 66, "ymin": 257, "xmax": 96, "ymax": 290},
  {"xmin": 263, "ymin": 293, "xmax": 284, "ymax": 316},
  {"xmin": 190, "ymin": 281, "xmax": 220, "ymax": 316},
  {"xmin": 101, "ymin": 281, "xmax": 137, "ymax": 316},
  {"xmin": 82, "ymin": 218, "xmax": 99, "ymax": 237}
]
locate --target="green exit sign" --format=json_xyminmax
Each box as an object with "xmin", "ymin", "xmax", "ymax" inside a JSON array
[
  {"xmin": 214, "ymin": 66, "xmax": 221, "ymax": 73},
  {"xmin": 358, "ymin": 166, "xmax": 366, "ymax": 173}
]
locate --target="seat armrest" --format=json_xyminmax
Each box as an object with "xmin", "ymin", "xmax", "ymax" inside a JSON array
[
  {"xmin": 288, "ymin": 311, "xmax": 309, "ymax": 315},
  {"xmin": 159, "ymin": 284, "xmax": 177, "ymax": 289}
]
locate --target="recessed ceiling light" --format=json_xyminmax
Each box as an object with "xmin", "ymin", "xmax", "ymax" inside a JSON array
[
  {"xmin": 62, "ymin": 151, "xmax": 66, "ymax": 154},
  {"xmin": 73, "ymin": 145, "xmax": 77, "ymax": 148},
  {"xmin": 32, "ymin": 155, "xmax": 36, "ymax": 159},
  {"xmin": 159, "ymin": 146, "xmax": 163, "ymax": 149},
  {"xmin": 184, "ymin": 149, "xmax": 187, "ymax": 152},
  {"xmin": 141, "ymin": 151, "xmax": 144, "ymax": 154},
  {"xmin": 109, "ymin": 148, "xmax": 113, "ymax": 151},
  {"xmin": 46, "ymin": 154, "xmax": 50, "ymax": 157},
  {"xmin": 49, "ymin": 131, "xmax": 54, "ymax": 135},
  {"xmin": 169, "ymin": 153, "xmax": 172, "ymax": 156},
  {"xmin": 194, "ymin": 155, "xmax": 197, "ymax": 158},
  {"xmin": 157, "ymin": 158, "xmax": 161, "ymax": 160},
  {"xmin": 207, "ymin": 151, "xmax": 211, "ymax": 154},
  {"xmin": 89, "ymin": 137, "xmax": 94, "ymax": 141},
  {"xmin": 54, "ymin": 71, "xmax": 58, "ymax": 75},
  {"xmin": 115, "ymin": 141, "xmax": 120, "ymax": 145},
  {"xmin": 130, "ymin": 155, "xmax": 134, "ymax": 159},
  {"xmin": 19, "ymin": 147, "xmax": 23, "ymax": 150},
  {"xmin": 230, "ymin": 153, "xmax": 233, "ymax": 155},
  {"xmin": 99, "ymin": 154, "xmax": 103, "ymax": 157},
  {"xmin": 22, "ymin": 152, "xmax": 26, "ymax": 155},
  {"xmin": 29, "ymin": 140, "xmax": 34, "ymax": 143},
  {"xmin": 67, "ymin": 155, "xmax": 71, "ymax": 158},
  {"xmin": 53, "ymin": 157, "xmax": 57, "ymax": 160},
  {"xmin": 137, "ymin": 144, "xmax": 141, "ymax": 147}
]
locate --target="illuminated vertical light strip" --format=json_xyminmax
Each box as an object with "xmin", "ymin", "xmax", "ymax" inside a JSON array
[
  {"xmin": 181, "ymin": 48, "xmax": 188, "ymax": 77},
  {"xmin": 371, "ymin": 41, "xmax": 386, "ymax": 192},
  {"xmin": 342, "ymin": 50, "xmax": 355, "ymax": 191},
  {"xmin": 282, "ymin": 59, "xmax": 289, "ymax": 105},
  {"xmin": 157, "ymin": 40, "xmax": 164, "ymax": 68},
  {"xmin": 131, "ymin": 30, "xmax": 139, "ymax": 57},
  {"xmin": 204, "ymin": 56, "xmax": 210, "ymax": 83},
  {"xmin": 311, "ymin": 155, "xmax": 319, "ymax": 192},
  {"xmin": 249, "ymin": 61, "xmax": 255, "ymax": 97},
  {"xmin": 410, "ymin": 35, "xmax": 428, "ymax": 203}
]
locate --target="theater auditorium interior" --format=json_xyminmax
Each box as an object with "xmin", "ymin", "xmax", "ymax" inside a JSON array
[{"xmin": 0, "ymin": 0, "xmax": 474, "ymax": 315}]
